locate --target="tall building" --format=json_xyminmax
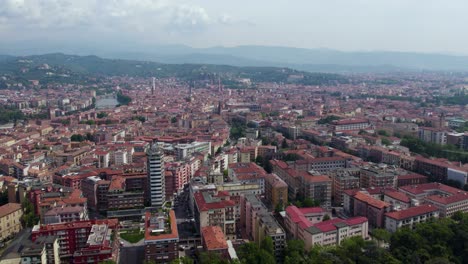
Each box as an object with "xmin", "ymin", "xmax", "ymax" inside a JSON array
[{"xmin": 147, "ymin": 144, "xmax": 165, "ymax": 208}]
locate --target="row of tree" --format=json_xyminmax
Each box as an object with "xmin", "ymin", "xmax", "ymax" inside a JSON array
[{"xmin": 400, "ymin": 135, "xmax": 468, "ymax": 164}]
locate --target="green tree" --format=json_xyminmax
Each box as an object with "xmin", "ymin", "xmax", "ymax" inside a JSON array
[
  {"xmin": 21, "ymin": 199, "xmax": 39, "ymax": 227},
  {"xmin": 97, "ymin": 112, "xmax": 108, "ymax": 118},
  {"xmin": 171, "ymin": 117, "xmax": 177, "ymax": 123},
  {"xmin": 170, "ymin": 257, "xmax": 194, "ymax": 264},
  {"xmin": 71, "ymin": 134, "xmax": 85, "ymax": 142},
  {"xmin": 261, "ymin": 237, "xmax": 275, "ymax": 256},
  {"xmin": 372, "ymin": 228, "xmax": 391, "ymax": 247},
  {"xmin": 381, "ymin": 138, "xmax": 391, "ymax": 146},
  {"xmin": 322, "ymin": 214, "xmax": 331, "ymax": 221},
  {"xmin": 303, "ymin": 198, "xmax": 319, "ymax": 207},
  {"xmin": 116, "ymin": 91, "xmax": 132, "ymax": 105}
]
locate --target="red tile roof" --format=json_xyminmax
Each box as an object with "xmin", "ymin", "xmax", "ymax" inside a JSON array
[
  {"xmin": 385, "ymin": 204, "xmax": 438, "ymax": 220},
  {"xmin": 354, "ymin": 192, "xmax": 390, "ymax": 209},
  {"xmin": 399, "ymin": 182, "xmax": 460, "ymax": 196},
  {"xmin": 299, "ymin": 207, "xmax": 326, "ymax": 215},
  {"xmin": 384, "ymin": 190, "xmax": 411, "ymax": 203},
  {"xmin": 194, "ymin": 192, "xmax": 236, "ymax": 211},
  {"xmin": 0, "ymin": 203, "xmax": 21, "ymax": 218},
  {"xmin": 202, "ymin": 226, "xmax": 228, "ymax": 250},
  {"xmin": 425, "ymin": 192, "xmax": 468, "ymax": 205}
]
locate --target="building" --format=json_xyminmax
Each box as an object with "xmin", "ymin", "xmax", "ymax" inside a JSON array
[
  {"xmin": 144, "ymin": 210, "xmax": 179, "ymax": 264},
  {"xmin": 20, "ymin": 236, "xmax": 61, "ymax": 264},
  {"xmin": 301, "ymin": 217, "xmax": 368, "ymax": 249},
  {"xmin": 397, "ymin": 174, "xmax": 428, "ymax": 187},
  {"xmin": 332, "ymin": 118, "xmax": 371, "ymax": 133},
  {"xmin": 73, "ymin": 224, "xmax": 119, "ymax": 264},
  {"xmin": 147, "ymin": 144, "xmax": 165, "ymax": 208},
  {"xmin": 384, "ymin": 204, "xmax": 439, "ymax": 232},
  {"xmin": 228, "ymin": 162, "xmax": 266, "ymax": 193},
  {"xmin": 398, "ymin": 182, "xmax": 461, "ymax": 203},
  {"xmin": 284, "ymin": 206, "xmax": 330, "ymax": 239},
  {"xmin": 359, "ymin": 164, "xmax": 398, "ymax": 189},
  {"xmin": 414, "ymin": 157, "xmax": 449, "ymax": 182},
  {"xmin": 201, "ymin": 226, "xmax": 229, "ymax": 259},
  {"xmin": 174, "ymin": 141, "xmax": 211, "ymax": 160},
  {"xmin": 329, "ymin": 168, "xmax": 360, "ymax": 205},
  {"xmin": 240, "ymin": 194, "xmax": 285, "ymax": 262},
  {"xmin": 425, "ymin": 193, "xmax": 468, "ymax": 217},
  {"xmin": 343, "ymin": 190, "xmax": 390, "ymax": 228},
  {"xmin": 31, "ymin": 219, "xmax": 119, "ymax": 263},
  {"xmin": 194, "ymin": 191, "xmax": 236, "ymax": 240},
  {"xmin": 447, "ymin": 168, "xmax": 468, "ymax": 186},
  {"xmin": 383, "ymin": 190, "xmax": 411, "ymax": 211},
  {"xmin": 301, "ymin": 174, "xmax": 332, "ymax": 208},
  {"xmin": 418, "ymin": 127, "xmax": 447, "ymax": 145},
  {"xmin": 0, "ymin": 203, "xmax": 23, "ymax": 242},
  {"xmin": 263, "ymin": 173, "xmax": 288, "ymax": 210},
  {"xmin": 43, "ymin": 206, "xmax": 87, "ymax": 225}
]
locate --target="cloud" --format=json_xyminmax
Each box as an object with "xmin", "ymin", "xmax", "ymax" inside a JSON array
[
  {"xmin": 0, "ymin": 0, "xmax": 230, "ymax": 34},
  {"xmin": 165, "ymin": 5, "xmax": 212, "ymax": 33}
]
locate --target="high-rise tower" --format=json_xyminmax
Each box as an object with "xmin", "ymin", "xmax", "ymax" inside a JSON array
[
  {"xmin": 152, "ymin": 77, "xmax": 156, "ymax": 95},
  {"xmin": 147, "ymin": 144, "xmax": 165, "ymax": 208}
]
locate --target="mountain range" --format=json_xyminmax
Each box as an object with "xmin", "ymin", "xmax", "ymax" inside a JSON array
[{"xmin": 3, "ymin": 43, "xmax": 468, "ymax": 73}]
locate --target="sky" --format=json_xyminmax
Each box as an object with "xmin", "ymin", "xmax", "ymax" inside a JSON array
[{"xmin": 1, "ymin": 0, "xmax": 468, "ymax": 54}]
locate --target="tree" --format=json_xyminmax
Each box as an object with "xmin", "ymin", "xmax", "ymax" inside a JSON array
[
  {"xmin": 303, "ymin": 198, "xmax": 319, "ymax": 207},
  {"xmin": 322, "ymin": 214, "xmax": 331, "ymax": 221},
  {"xmin": 97, "ymin": 112, "xmax": 108, "ymax": 119},
  {"xmin": 21, "ymin": 199, "xmax": 39, "ymax": 227},
  {"xmin": 71, "ymin": 134, "xmax": 85, "ymax": 142},
  {"xmin": 170, "ymin": 257, "xmax": 194, "ymax": 264},
  {"xmin": 261, "ymin": 237, "xmax": 274, "ymax": 256},
  {"xmin": 381, "ymin": 138, "xmax": 391, "ymax": 146},
  {"xmin": 281, "ymin": 139, "xmax": 288, "ymax": 149},
  {"xmin": 378, "ymin": 130, "xmax": 390, "ymax": 136},
  {"xmin": 116, "ymin": 91, "xmax": 131, "ymax": 105},
  {"xmin": 171, "ymin": 117, "xmax": 177, "ymax": 123},
  {"xmin": 263, "ymin": 159, "xmax": 273, "ymax": 173},
  {"xmin": 372, "ymin": 228, "xmax": 391, "ymax": 247},
  {"xmin": 283, "ymin": 240, "xmax": 306, "ymax": 264},
  {"xmin": 238, "ymin": 242, "xmax": 275, "ymax": 264},
  {"xmin": 0, "ymin": 191, "xmax": 8, "ymax": 206}
]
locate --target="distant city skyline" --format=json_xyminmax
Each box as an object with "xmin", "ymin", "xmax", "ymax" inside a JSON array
[{"xmin": 1, "ymin": 0, "xmax": 468, "ymax": 55}]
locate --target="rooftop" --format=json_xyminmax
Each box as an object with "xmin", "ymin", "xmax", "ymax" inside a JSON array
[
  {"xmin": 202, "ymin": 226, "xmax": 228, "ymax": 250},
  {"xmin": 0, "ymin": 203, "xmax": 22, "ymax": 218},
  {"xmin": 385, "ymin": 204, "xmax": 439, "ymax": 220}
]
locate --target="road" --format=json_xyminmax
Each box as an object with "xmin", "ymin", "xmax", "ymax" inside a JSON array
[
  {"xmin": 0, "ymin": 228, "xmax": 31, "ymax": 259},
  {"xmin": 119, "ymin": 245, "xmax": 145, "ymax": 264}
]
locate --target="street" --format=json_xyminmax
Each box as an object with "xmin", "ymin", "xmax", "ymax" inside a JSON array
[{"xmin": 119, "ymin": 245, "xmax": 145, "ymax": 264}]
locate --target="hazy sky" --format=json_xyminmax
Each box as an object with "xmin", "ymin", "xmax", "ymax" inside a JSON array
[{"xmin": 1, "ymin": 0, "xmax": 468, "ymax": 54}]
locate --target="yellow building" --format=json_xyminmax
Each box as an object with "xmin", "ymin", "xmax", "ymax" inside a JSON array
[{"xmin": 0, "ymin": 203, "xmax": 23, "ymax": 242}]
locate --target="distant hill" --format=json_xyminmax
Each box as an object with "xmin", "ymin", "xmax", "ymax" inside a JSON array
[
  {"xmin": 88, "ymin": 45, "xmax": 468, "ymax": 73},
  {"xmin": 0, "ymin": 53, "xmax": 349, "ymax": 86},
  {"xmin": 3, "ymin": 43, "xmax": 468, "ymax": 72}
]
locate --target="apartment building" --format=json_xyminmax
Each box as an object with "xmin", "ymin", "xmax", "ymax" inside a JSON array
[
  {"xmin": 0, "ymin": 203, "xmax": 23, "ymax": 242},
  {"xmin": 385, "ymin": 204, "xmax": 439, "ymax": 232},
  {"xmin": 144, "ymin": 210, "xmax": 179, "ymax": 264},
  {"xmin": 194, "ymin": 191, "xmax": 236, "ymax": 240},
  {"xmin": 31, "ymin": 219, "xmax": 119, "ymax": 263}
]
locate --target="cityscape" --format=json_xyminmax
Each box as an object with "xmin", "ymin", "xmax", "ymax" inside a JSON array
[{"xmin": 1, "ymin": 1, "xmax": 468, "ymax": 264}]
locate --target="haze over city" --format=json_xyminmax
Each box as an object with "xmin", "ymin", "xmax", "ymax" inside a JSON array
[{"xmin": 2, "ymin": 0, "xmax": 468, "ymax": 54}]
